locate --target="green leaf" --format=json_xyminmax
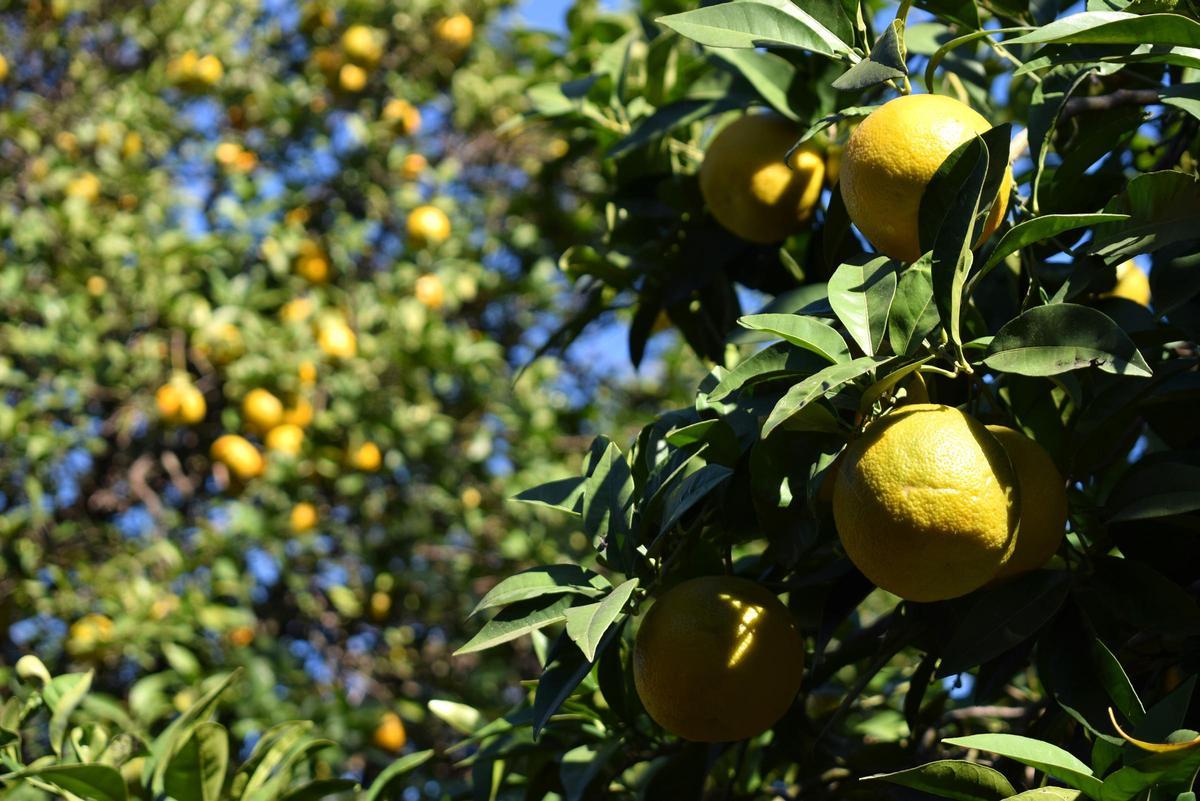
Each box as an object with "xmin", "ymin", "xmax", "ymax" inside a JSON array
[
  {"xmin": 512, "ymin": 477, "xmax": 584, "ymax": 515},
  {"xmin": 1092, "ymin": 638, "xmax": 1146, "ymax": 726},
  {"xmin": 580, "ymin": 439, "xmax": 635, "ymax": 569},
  {"xmin": 658, "ymin": 464, "xmax": 735, "ymax": 534},
  {"xmin": 143, "ymin": 668, "xmax": 235, "ymax": 793},
  {"xmin": 982, "ymin": 304, "xmax": 1153, "ymax": 378},
  {"xmin": 15, "ymin": 765, "xmax": 128, "ymax": 801},
  {"xmin": 560, "ymin": 742, "xmax": 620, "ymax": 801},
  {"xmin": 978, "ymin": 214, "xmax": 1131, "ymax": 276},
  {"xmin": 832, "ymin": 19, "xmax": 907, "ymax": 91},
  {"xmin": 888, "ymin": 257, "xmax": 941, "ymax": 356},
  {"xmin": 363, "ymin": 751, "xmax": 434, "ymax": 801},
  {"xmin": 532, "ymin": 627, "xmax": 620, "ymax": 739},
  {"xmin": 938, "ymin": 571, "xmax": 1071, "ymax": 675},
  {"xmin": 942, "ymin": 734, "xmax": 1103, "ymax": 797},
  {"xmin": 762, "ymin": 356, "xmax": 882, "ymax": 437},
  {"xmin": 470, "ymin": 565, "xmax": 610, "ymax": 616},
  {"xmin": 709, "ymin": 341, "xmax": 831, "ymax": 400},
  {"xmin": 827, "ymin": 256, "xmax": 898, "ymax": 355},
  {"xmin": 454, "ymin": 594, "xmax": 576, "ymax": 656},
  {"xmin": 865, "ymin": 759, "xmax": 1016, "ymax": 801},
  {"xmin": 162, "ymin": 722, "xmax": 228, "ymax": 801},
  {"xmin": 736, "ymin": 314, "xmax": 851, "ymax": 362},
  {"xmin": 564, "ymin": 579, "xmax": 639, "ymax": 661},
  {"xmin": 47, "ymin": 670, "xmax": 93, "ymax": 757},
  {"xmin": 609, "ymin": 95, "xmax": 745, "ymax": 158},
  {"xmin": 793, "ymin": 105, "xmax": 878, "ymax": 146},
  {"xmin": 427, "ymin": 701, "xmax": 482, "ymax": 735},
  {"xmin": 657, "ymin": 0, "xmax": 854, "ymax": 59},
  {"xmin": 1108, "ymin": 462, "xmax": 1200, "ymax": 522},
  {"xmin": 858, "ymin": 358, "xmax": 932, "ymax": 412},
  {"xmin": 280, "ymin": 779, "xmax": 360, "ymax": 801},
  {"xmin": 1005, "ymin": 790, "xmax": 1081, "ymax": 800},
  {"xmin": 1091, "ymin": 171, "xmax": 1200, "ymax": 263},
  {"xmin": 1006, "ymin": 11, "xmax": 1200, "ymax": 46},
  {"xmin": 710, "ymin": 49, "xmax": 798, "ymax": 119}
]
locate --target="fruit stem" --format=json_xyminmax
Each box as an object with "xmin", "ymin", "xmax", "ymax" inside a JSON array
[{"xmin": 918, "ymin": 364, "xmax": 958, "ymax": 380}]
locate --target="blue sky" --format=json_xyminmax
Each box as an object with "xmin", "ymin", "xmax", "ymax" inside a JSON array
[{"xmin": 514, "ymin": 0, "xmax": 627, "ymax": 30}]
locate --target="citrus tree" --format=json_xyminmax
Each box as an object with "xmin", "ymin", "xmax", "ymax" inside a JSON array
[
  {"xmin": 0, "ymin": 0, "xmax": 703, "ymax": 797},
  {"xmin": 457, "ymin": 0, "xmax": 1200, "ymax": 798}
]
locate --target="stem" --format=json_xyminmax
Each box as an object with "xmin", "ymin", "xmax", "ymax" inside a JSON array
[{"xmin": 918, "ymin": 364, "xmax": 959, "ymax": 380}]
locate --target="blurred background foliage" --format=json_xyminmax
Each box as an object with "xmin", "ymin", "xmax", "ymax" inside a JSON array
[{"xmin": 0, "ymin": 0, "xmax": 702, "ymax": 794}]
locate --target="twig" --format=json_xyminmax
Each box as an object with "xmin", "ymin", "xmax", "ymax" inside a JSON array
[{"xmin": 1062, "ymin": 88, "xmax": 1160, "ymax": 118}]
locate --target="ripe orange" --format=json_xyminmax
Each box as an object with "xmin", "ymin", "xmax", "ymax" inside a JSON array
[
  {"xmin": 840, "ymin": 94, "xmax": 1013, "ymax": 263},
  {"xmin": 633, "ymin": 576, "xmax": 804, "ymax": 742}
]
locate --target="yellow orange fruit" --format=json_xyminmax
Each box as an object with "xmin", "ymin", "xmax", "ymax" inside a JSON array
[
  {"xmin": 67, "ymin": 614, "xmax": 114, "ymax": 654},
  {"xmin": 414, "ymin": 274, "xmax": 445, "ymax": 310},
  {"xmin": 400, "ymin": 153, "xmax": 428, "ymax": 181},
  {"xmin": 382, "ymin": 98, "xmax": 421, "ymax": 136},
  {"xmin": 373, "ymin": 712, "xmax": 407, "ymax": 752},
  {"xmin": 156, "ymin": 380, "xmax": 206, "ymax": 426},
  {"xmin": 633, "ymin": 576, "xmax": 804, "ymax": 742},
  {"xmin": 339, "ymin": 63, "xmax": 367, "ymax": 93},
  {"xmin": 86, "ymin": 275, "xmax": 108, "ymax": 296},
  {"xmin": 265, "ymin": 423, "xmax": 305, "ymax": 455},
  {"xmin": 833, "ymin": 404, "xmax": 1018, "ymax": 601},
  {"xmin": 228, "ymin": 625, "xmax": 256, "ymax": 648},
  {"xmin": 66, "ymin": 172, "xmax": 101, "ymax": 202},
  {"xmin": 406, "ymin": 205, "xmax": 451, "ymax": 248},
  {"xmin": 280, "ymin": 297, "xmax": 314, "ymax": 323},
  {"xmin": 1102, "ymin": 261, "xmax": 1152, "ymax": 306},
  {"xmin": 432, "ymin": 13, "xmax": 474, "ymax": 55},
  {"xmin": 193, "ymin": 54, "xmax": 223, "ymax": 87},
  {"xmin": 699, "ymin": 114, "xmax": 825, "ymax": 244},
  {"xmin": 0, "ymin": 54, "xmax": 8, "ymax": 81},
  {"xmin": 290, "ymin": 502, "xmax": 319, "ymax": 533},
  {"xmin": 283, "ymin": 397, "xmax": 314, "ymax": 428},
  {"xmin": 342, "ymin": 24, "xmax": 382, "ymax": 66},
  {"xmin": 986, "ymin": 426, "xmax": 1067, "ymax": 582},
  {"xmin": 242, "ymin": 388, "xmax": 284, "ymax": 433},
  {"xmin": 295, "ymin": 240, "xmax": 331, "ymax": 284},
  {"xmin": 840, "ymin": 94, "xmax": 1013, "ymax": 263},
  {"xmin": 211, "ymin": 434, "xmax": 265, "ymax": 480},
  {"xmin": 351, "ymin": 441, "xmax": 382, "ymax": 472},
  {"xmin": 317, "ymin": 319, "xmax": 357, "ymax": 359},
  {"xmin": 298, "ymin": 360, "xmax": 318, "ymax": 384}
]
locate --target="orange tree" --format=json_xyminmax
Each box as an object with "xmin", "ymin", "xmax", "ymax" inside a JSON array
[
  {"xmin": 456, "ymin": 0, "xmax": 1200, "ymax": 799},
  {"xmin": 0, "ymin": 0, "xmax": 705, "ymax": 797}
]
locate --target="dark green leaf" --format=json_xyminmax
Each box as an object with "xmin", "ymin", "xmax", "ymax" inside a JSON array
[
  {"xmin": 942, "ymin": 733, "xmax": 1103, "ymax": 797},
  {"xmin": 762, "ymin": 356, "xmax": 882, "ymax": 437},
  {"xmin": 455, "ymin": 595, "xmax": 576, "ymax": 656},
  {"xmin": 563, "ymin": 578, "xmax": 639, "ymax": 661},
  {"xmin": 1091, "ymin": 638, "xmax": 1145, "ymax": 726},
  {"xmin": 1006, "ymin": 11, "xmax": 1200, "ymax": 46},
  {"xmin": 709, "ymin": 341, "xmax": 831, "ymax": 400},
  {"xmin": 737, "ymin": 314, "xmax": 851, "ymax": 362},
  {"xmin": 828, "ymin": 256, "xmax": 898, "ymax": 355},
  {"xmin": 832, "ymin": 20, "xmax": 908, "ymax": 90},
  {"xmin": 363, "ymin": 751, "xmax": 434, "ymax": 801},
  {"xmin": 710, "ymin": 49, "xmax": 798, "ymax": 119},
  {"xmin": 470, "ymin": 565, "xmax": 610, "ymax": 616},
  {"xmin": 512, "ymin": 477, "xmax": 584, "ymax": 515},
  {"xmin": 658, "ymin": 464, "xmax": 735, "ymax": 534},
  {"xmin": 162, "ymin": 722, "xmax": 228, "ymax": 801},
  {"xmin": 16, "ymin": 765, "xmax": 128, "ymax": 801},
  {"xmin": 656, "ymin": 0, "xmax": 854, "ymax": 58},
  {"xmin": 865, "ymin": 759, "xmax": 1016, "ymax": 801},
  {"xmin": 938, "ymin": 571, "xmax": 1070, "ymax": 675},
  {"xmin": 982, "ymin": 304, "xmax": 1153, "ymax": 378},
  {"xmin": 1091, "ymin": 171, "xmax": 1200, "ymax": 263}
]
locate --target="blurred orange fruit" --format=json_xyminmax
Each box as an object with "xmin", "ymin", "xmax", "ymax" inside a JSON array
[
  {"xmin": 373, "ymin": 712, "xmax": 406, "ymax": 752},
  {"xmin": 407, "ymin": 205, "xmax": 451, "ymax": 248},
  {"xmin": 211, "ymin": 434, "xmax": 265, "ymax": 480},
  {"xmin": 290, "ymin": 502, "xmax": 319, "ymax": 533},
  {"xmin": 266, "ymin": 423, "xmax": 305, "ymax": 455},
  {"xmin": 414, "ymin": 274, "xmax": 445, "ymax": 309},
  {"xmin": 351, "ymin": 441, "xmax": 382, "ymax": 471},
  {"xmin": 242, "ymin": 388, "xmax": 284, "ymax": 432}
]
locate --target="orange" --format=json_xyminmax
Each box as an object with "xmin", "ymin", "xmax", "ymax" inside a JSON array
[
  {"xmin": 986, "ymin": 426, "xmax": 1067, "ymax": 581},
  {"xmin": 1102, "ymin": 261, "xmax": 1151, "ymax": 306},
  {"xmin": 290, "ymin": 502, "xmax": 319, "ymax": 533},
  {"xmin": 265, "ymin": 423, "xmax": 305, "ymax": 455},
  {"xmin": 351, "ymin": 442, "xmax": 382, "ymax": 472},
  {"xmin": 633, "ymin": 576, "xmax": 804, "ymax": 742},
  {"xmin": 840, "ymin": 94, "xmax": 1013, "ymax": 263},
  {"xmin": 242, "ymin": 388, "xmax": 284, "ymax": 433},
  {"xmin": 833, "ymin": 404, "xmax": 1018, "ymax": 601},
  {"xmin": 414, "ymin": 274, "xmax": 445, "ymax": 309},
  {"xmin": 211, "ymin": 434, "xmax": 265, "ymax": 480},
  {"xmin": 373, "ymin": 712, "xmax": 406, "ymax": 752},
  {"xmin": 406, "ymin": 205, "xmax": 451, "ymax": 248},
  {"xmin": 698, "ymin": 114, "xmax": 824, "ymax": 244}
]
